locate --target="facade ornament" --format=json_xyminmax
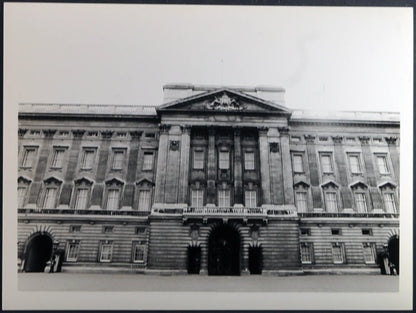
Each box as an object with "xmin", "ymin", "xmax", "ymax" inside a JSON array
[
  {"xmin": 385, "ymin": 136, "xmax": 398, "ymax": 145},
  {"xmin": 304, "ymin": 134, "xmax": 316, "ymax": 143},
  {"xmin": 269, "ymin": 142, "xmax": 280, "ymax": 153},
  {"xmin": 206, "ymin": 93, "xmax": 244, "ymax": 111},
  {"xmin": 18, "ymin": 128, "xmax": 28, "ymax": 138},
  {"xmin": 180, "ymin": 125, "xmax": 192, "ymax": 134},
  {"xmin": 129, "ymin": 131, "xmax": 142, "ymax": 139},
  {"xmin": 43, "ymin": 129, "xmax": 56, "ymax": 138},
  {"xmin": 278, "ymin": 127, "xmax": 290, "ymax": 136},
  {"xmin": 332, "ymin": 136, "xmax": 343, "ymax": 144},
  {"xmin": 71, "ymin": 129, "xmax": 85, "ymax": 138},
  {"xmin": 101, "ymin": 130, "xmax": 114, "ymax": 139},
  {"xmin": 257, "ymin": 126, "xmax": 268, "ymax": 137},
  {"xmin": 170, "ymin": 140, "xmax": 180, "ymax": 151},
  {"xmin": 358, "ymin": 136, "xmax": 370, "ymax": 144},
  {"xmin": 159, "ymin": 124, "xmax": 170, "ymax": 134}
]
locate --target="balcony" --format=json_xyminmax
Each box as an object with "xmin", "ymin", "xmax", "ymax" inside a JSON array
[
  {"xmin": 17, "ymin": 208, "xmax": 150, "ymax": 217},
  {"xmin": 298, "ymin": 212, "xmax": 399, "ymax": 219}
]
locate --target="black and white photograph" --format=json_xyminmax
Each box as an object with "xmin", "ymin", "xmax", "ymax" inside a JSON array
[{"xmin": 3, "ymin": 2, "xmax": 413, "ymax": 311}]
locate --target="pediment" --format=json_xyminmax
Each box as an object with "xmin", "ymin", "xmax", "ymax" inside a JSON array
[
  {"xmin": 321, "ymin": 180, "xmax": 339, "ymax": 189},
  {"xmin": 74, "ymin": 176, "xmax": 94, "ymax": 186},
  {"xmin": 349, "ymin": 180, "xmax": 368, "ymax": 190},
  {"xmin": 105, "ymin": 177, "xmax": 125, "ymax": 186},
  {"xmin": 43, "ymin": 176, "xmax": 63, "ymax": 185},
  {"xmin": 157, "ymin": 89, "xmax": 292, "ymax": 115},
  {"xmin": 135, "ymin": 178, "xmax": 154, "ymax": 186}
]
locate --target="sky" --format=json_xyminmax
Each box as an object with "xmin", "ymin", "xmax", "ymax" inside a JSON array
[{"xmin": 4, "ymin": 4, "xmax": 413, "ymax": 112}]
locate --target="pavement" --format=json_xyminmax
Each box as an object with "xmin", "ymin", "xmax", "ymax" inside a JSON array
[{"xmin": 18, "ymin": 272, "xmax": 399, "ymax": 292}]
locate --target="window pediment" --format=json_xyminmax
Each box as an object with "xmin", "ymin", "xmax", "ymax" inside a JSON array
[
  {"xmin": 378, "ymin": 181, "xmax": 397, "ymax": 190},
  {"xmin": 43, "ymin": 176, "xmax": 63, "ymax": 185},
  {"xmin": 321, "ymin": 180, "xmax": 339, "ymax": 190},
  {"xmin": 105, "ymin": 177, "xmax": 125, "ymax": 186},
  {"xmin": 135, "ymin": 178, "xmax": 154, "ymax": 187},
  {"xmin": 349, "ymin": 180, "xmax": 368, "ymax": 190},
  {"xmin": 294, "ymin": 180, "xmax": 310, "ymax": 189},
  {"xmin": 18, "ymin": 175, "xmax": 32, "ymax": 184},
  {"xmin": 74, "ymin": 176, "xmax": 94, "ymax": 186}
]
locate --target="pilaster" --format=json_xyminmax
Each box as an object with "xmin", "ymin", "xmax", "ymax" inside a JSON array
[
  {"xmin": 153, "ymin": 124, "xmax": 170, "ymax": 204},
  {"xmin": 206, "ymin": 127, "xmax": 216, "ymax": 204},
  {"xmin": 178, "ymin": 125, "xmax": 191, "ymax": 203},
  {"xmin": 332, "ymin": 136, "xmax": 353, "ymax": 210},
  {"xmin": 304, "ymin": 134, "xmax": 322, "ymax": 209},
  {"xmin": 385, "ymin": 136, "xmax": 400, "ymax": 181},
  {"xmin": 233, "ymin": 127, "xmax": 243, "ymax": 205},
  {"xmin": 258, "ymin": 127, "xmax": 271, "ymax": 205},
  {"xmin": 279, "ymin": 127, "xmax": 294, "ymax": 204}
]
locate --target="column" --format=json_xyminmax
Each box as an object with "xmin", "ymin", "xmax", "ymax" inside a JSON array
[
  {"xmin": 153, "ymin": 125, "xmax": 170, "ymax": 204},
  {"xmin": 233, "ymin": 127, "xmax": 243, "ymax": 205},
  {"xmin": 332, "ymin": 136, "xmax": 353, "ymax": 210},
  {"xmin": 386, "ymin": 136, "xmax": 400, "ymax": 181},
  {"xmin": 206, "ymin": 127, "xmax": 216, "ymax": 204},
  {"xmin": 258, "ymin": 127, "xmax": 271, "ymax": 205},
  {"xmin": 305, "ymin": 134, "xmax": 322, "ymax": 209},
  {"xmin": 279, "ymin": 127, "xmax": 294, "ymax": 205},
  {"xmin": 178, "ymin": 125, "xmax": 191, "ymax": 204}
]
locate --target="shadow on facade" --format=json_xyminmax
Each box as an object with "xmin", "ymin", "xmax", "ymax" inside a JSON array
[
  {"xmin": 23, "ymin": 233, "xmax": 53, "ymax": 272},
  {"xmin": 388, "ymin": 235, "xmax": 399, "ymax": 274}
]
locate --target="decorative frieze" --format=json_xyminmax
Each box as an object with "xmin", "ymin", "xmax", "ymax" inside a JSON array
[{"xmin": 206, "ymin": 93, "xmax": 244, "ymax": 111}]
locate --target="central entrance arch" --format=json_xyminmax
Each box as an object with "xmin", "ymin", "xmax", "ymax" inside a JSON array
[
  {"xmin": 208, "ymin": 224, "xmax": 241, "ymax": 276},
  {"xmin": 23, "ymin": 234, "xmax": 53, "ymax": 272}
]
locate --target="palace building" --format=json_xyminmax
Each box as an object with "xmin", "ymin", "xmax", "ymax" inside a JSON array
[{"xmin": 17, "ymin": 84, "xmax": 400, "ymax": 275}]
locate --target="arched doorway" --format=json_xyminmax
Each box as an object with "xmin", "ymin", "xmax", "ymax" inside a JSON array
[
  {"xmin": 23, "ymin": 234, "xmax": 53, "ymax": 272},
  {"xmin": 208, "ymin": 224, "xmax": 241, "ymax": 276},
  {"xmin": 388, "ymin": 235, "xmax": 399, "ymax": 274}
]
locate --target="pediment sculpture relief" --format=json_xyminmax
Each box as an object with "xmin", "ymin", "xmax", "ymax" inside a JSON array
[{"xmin": 205, "ymin": 93, "xmax": 245, "ymax": 111}]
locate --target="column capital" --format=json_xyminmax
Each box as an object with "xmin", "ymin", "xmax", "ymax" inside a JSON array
[
  {"xmin": 257, "ymin": 126, "xmax": 268, "ymax": 136},
  {"xmin": 101, "ymin": 130, "xmax": 114, "ymax": 139},
  {"xmin": 180, "ymin": 125, "xmax": 192, "ymax": 134},
  {"xmin": 358, "ymin": 136, "xmax": 370, "ymax": 145},
  {"xmin": 159, "ymin": 124, "xmax": 170, "ymax": 134},
  {"xmin": 332, "ymin": 136, "xmax": 343, "ymax": 144},
  {"xmin": 304, "ymin": 134, "xmax": 316, "ymax": 143},
  {"xmin": 278, "ymin": 127, "xmax": 290, "ymax": 136},
  {"xmin": 129, "ymin": 131, "xmax": 142, "ymax": 139},
  {"xmin": 43, "ymin": 129, "xmax": 56, "ymax": 138},
  {"xmin": 385, "ymin": 136, "xmax": 398, "ymax": 145},
  {"xmin": 18, "ymin": 128, "xmax": 28, "ymax": 138},
  {"xmin": 207, "ymin": 126, "xmax": 216, "ymax": 136},
  {"xmin": 71, "ymin": 129, "xmax": 85, "ymax": 138}
]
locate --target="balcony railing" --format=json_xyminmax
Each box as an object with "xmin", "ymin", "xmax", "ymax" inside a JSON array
[
  {"xmin": 298, "ymin": 212, "xmax": 399, "ymax": 218},
  {"xmin": 17, "ymin": 208, "xmax": 150, "ymax": 217},
  {"xmin": 183, "ymin": 206, "xmax": 297, "ymax": 217}
]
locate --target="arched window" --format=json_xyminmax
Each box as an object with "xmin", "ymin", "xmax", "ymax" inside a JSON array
[
  {"xmin": 350, "ymin": 181, "xmax": 370, "ymax": 213},
  {"xmin": 72, "ymin": 177, "xmax": 94, "ymax": 210}
]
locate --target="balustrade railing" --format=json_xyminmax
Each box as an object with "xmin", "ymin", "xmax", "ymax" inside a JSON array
[
  {"xmin": 298, "ymin": 212, "xmax": 399, "ymax": 218},
  {"xmin": 184, "ymin": 206, "xmax": 266, "ymax": 215},
  {"xmin": 17, "ymin": 208, "xmax": 149, "ymax": 217}
]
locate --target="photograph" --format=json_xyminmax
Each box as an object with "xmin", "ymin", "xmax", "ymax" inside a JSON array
[{"xmin": 3, "ymin": 2, "xmax": 413, "ymax": 310}]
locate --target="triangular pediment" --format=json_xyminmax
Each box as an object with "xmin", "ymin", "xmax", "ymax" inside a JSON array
[{"xmin": 157, "ymin": 89, "xmax": 292, "ymax": 115}]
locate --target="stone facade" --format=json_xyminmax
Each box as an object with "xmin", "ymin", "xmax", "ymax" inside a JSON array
[{"xmin": 17, "ymin": 84, "xmax": 400, "ymax": 275}]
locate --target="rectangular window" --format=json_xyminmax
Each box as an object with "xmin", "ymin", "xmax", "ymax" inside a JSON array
[
  {"xmin": 112, "ymin": 150, "xmax": 125, "ymax": 170},
  {"xmin": 331, "ymin": 228, "xmax": 341, "ymax": 235},
  {"xmin": 100, "ymin": 243, "xmax": 113, "ymax": 262},
  {"xmin": 332, "ymin": 243, "xmax": 345, "ymax": 264},
  {"xmin": 191, "ymin": 189, "xmax": 204, "ymax": 207},
  {"xmin": 376, "ymin": 155, "xmax": 389, "ymax": 174},
  {"xmin": 66, "ymin": 241, "xmax": 80, "ymax": 262},
  {"xmin": 245, "ymin": 190, "xmax": 257, "ymax": 208},
  {"xmin": 354, "ymin": 193, "xmax": 367, "ymax": 213},
  {"xmin": 300, "ymin": 228, "xmax": 311, "ymax": 236},
  {"xmin": 142, "ymin": 152, "xmax": 154, "ymax": 171},
  {"xmin": 292, "ymin": 154, "xmax": 304, "ymax": 173},
  {"xmin": 103, "ymin": 226, "xmax": 114, "ymax": 233},
  {"xmin": 325, "ymin": 192, "xmax": 338, "ymax": 212},
  {"xmin": 362, "ymin": 228, "xmax": 373, "ymax": 236},
  {"xmin": 363, "ymin": 243, "xmax": 376, "ymax": 264},
  {"xmin": 348, "ymin": 154, "xmax": 361, "ymax": 174},
  {"xmin": 17, "ymin": 187, "xmax": 27, "ymax": 208},
  {"xmin": 135, "ymin": 227, "xmax": 146, "ymax": 234},
  {"xmin": 218, "ymin": 190, "xmax": 231, "ymax": 207},
  {"xmin": 51, "ymin": 149, "xmax": 65, "ymax": 168},
  {"xmin": 69, "ymin": 225, "xmax": 81, "ymax": 233},
  {"xmin": 81, "ymin": 149, "xmax": 96, "ymax": 169},
  {"xmin": 138, "ymin": 190, "xmax": 151, "ymax": 211},
  {"xmin": 43, "ymin": 187, "xmax": 57, "ymax": 209},
  {"xmin": 383, "ymin": 193, "xmax": 397, "ymax": 213},
  {"xmin": 320, "ymin": 153, "xmax": 333, "ymax": 173},
  {"xmin": 193, "ymin": 150, "xmax": 204, "ymax": 169},
  {"xmin": 132, "ymin": 243, "xmax": 146, "ymax": 263},
  {"xmin": 301, "ymin": 242, "xmax": 313, "ymax": 264},
  {"xmin": 74, "ymin": 188, "xmax": 89, "ymax": 210},
  {"xmin": 219, "ymin": 151, "xmax": 230, "ymax": 170},
  {"xmin": 21, "ymin": 148, "xmax": 36, "ymax": 168},
  {"xmin": 295, "ymin": 191, "xmax": 308, "ymax": 212},
  {"xmin": 106, "ymin": 189, "xmax": 120, "ymax": 210},
  {"xmin": 244, "ymin": 152, "xmax": 255, "ymax": 170}
]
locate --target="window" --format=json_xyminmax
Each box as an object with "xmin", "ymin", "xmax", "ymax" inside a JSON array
[
  {"xmin": 132, "ymin": 242, "xmax": 146, "ymax": 263},
  {"xmin": 292, "ymin": 154, "xmax": 304, "ymax": 173},
  {"xmin": 145, "ymin": 132, "xmax": 155, "ymax": 138},
  {"xmin": 354, "ymin": 192, "xmax": 367, "ymax": 213},
  {"xmin": 325, "ymin": 192, "xmax": 338, "ymax": 212},
  {"xmin": 301, "ymin": 242, "xmax": 313, "ymax": 264},
  {"xmin": 193, "ymin": 150, "xmax": 204, "ymax": 169},
  {"xmin": 348, "ymin": 154, "xmax": 361, "ymax": 174},
  {"xmin": 295, "ymin": 191, "xmax": 308, "ymax": 212},
  {"xmin": 362, "ymin": 229, "xmax": 373, "ymax": 236},
  {"xmin": 103, "ymin": 226, "xmax": 114, "ymax": 233},
  {"xmin": 138, "ymin": 190, "xmax": 151, "ymax": 211},
  {"xmin": 81, "ymin": 148, "xmax": 96, "ymax": 169},
  {"xmin": 142, "ymin": 152, "xmax": 154, "ymax": 170},
  {"xmin": 300, "ymin": 228, "xmax": 311, "ymax": 236},
  {"xmin": 17, "ymin": 186, "xmax": 27, "ymax": 208},
  {"xmin": 21, "ymin": 147, "xmax": 37, "ymax": 168},
  {"xmin": 112, "ymin": 149, "xmax": 125, "ymax": 170},
  {"xmin": 74, "ymin": 188, "xmax": 89, "ymax": 210},
  {"xmin": 66, "ymin": 241, "xmax": 80, "ymax": 262},
  {"xmin": 362, "ymin": 243, "xmax": 376, "ymax": 264},
  {"xmin": 99, "ymin": 242, "xmax": 113, "ymax": 262},
  {"xmin": 383, "ymin": 193, "xmax": 397, "ymax": 213},
  {"xmin": 218, "ymin": 190, "xmax": 231, "ymax": 207},
  {"xmin": 43, "ymin": 187, "xmax": 57, "ymax": 209},
  {"xmin": 135, "ymin": 227, "xmax": 147, "ymax": 234},
  {"xmin": 51, "ymin": 148, "xmax": 65, "ymax": 168},
  {"xmin": 332, "ymin": 243, "xmax": 345, "ymax": 264},
  {"xmin": 376, "ymin": 155, "xmax": 389, "ymax": 174},
  {"xmin": 331, "ymin": 228, "xmax": 341, "ymax": 235},
  {"xmin": 320, "ymin": 153, "xmax": 333, "ymax": 173},
  {"xmin": 69, "ymin": 225, "xmax": 81, "ymax": 233},
  {"xmin": 244, "ymin": 152, "xmax": 255, "ymax": 170},
  {"xmin": 245, "ymin": 190, "xmax": 257, "ymax": 208},
  {"xmin": 191, "ymin": 189, "xmax": 204, "ymax": 207},
  {"xmin": 219, "ymin": 151, "xmax": 230, "ymax": 170},
  {"xmin": 106, "ymin": 189, "xmax": 120, "ymax": 210}
]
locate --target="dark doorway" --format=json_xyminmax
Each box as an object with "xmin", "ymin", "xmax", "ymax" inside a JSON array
[
  {"xmin": 187, "ymin": 246, "xmax": 201, "ymax": 274},
  {"xmin": 248, "ymin": 246, "xmax": 263, "ymax": 274},
  {"xmin": 388, "ymin": 236, "xmax": 399, "ymax": 274},
  {"xmin": 23, "ymin": 234, "xmax": 53, "ymax": 272},
  {"xmin": 208, "ymin": 224, "xmax": 241, "ymax": 276}
]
